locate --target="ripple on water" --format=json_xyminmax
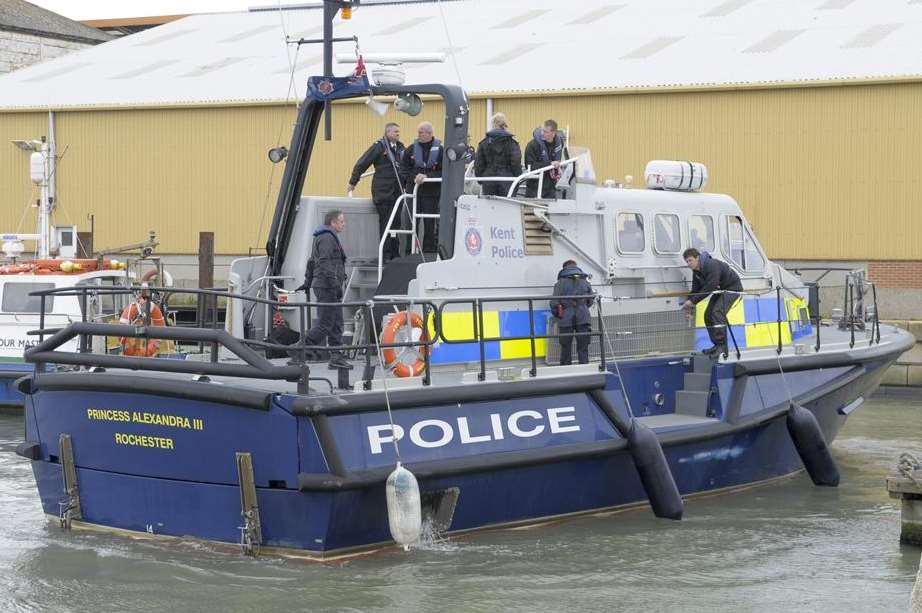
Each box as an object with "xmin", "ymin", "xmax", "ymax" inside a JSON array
[{"xmin": 0, "ymin": 398, "xmax": 921, "ymax": 612}]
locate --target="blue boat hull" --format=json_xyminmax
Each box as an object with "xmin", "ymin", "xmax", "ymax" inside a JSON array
[
  {"xmin": 0, "ymin": 363, "xmax": 33, "ymax": 410},
  {"xmin": 21, "ymin": 358, "xmax": 887, "ymax": 557}
]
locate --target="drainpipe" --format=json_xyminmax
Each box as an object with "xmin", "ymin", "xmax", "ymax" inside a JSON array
[{"xmin": 485, "ymin": 97, "xmax": 493, "ymax": 134}]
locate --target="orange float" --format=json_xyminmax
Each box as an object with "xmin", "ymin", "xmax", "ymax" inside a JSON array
[
  {"xmin": 380, "ymin": 311, "xmax": 429, "ymax": 377},
  {"xmin": 118, "ymin": 300, "xmax": 167, "ymax": 357}
]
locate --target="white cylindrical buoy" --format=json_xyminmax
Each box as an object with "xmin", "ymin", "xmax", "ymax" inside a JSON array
[{"xmin": 386, "ymin": 462, "xmax": 421, "ymax": 549}]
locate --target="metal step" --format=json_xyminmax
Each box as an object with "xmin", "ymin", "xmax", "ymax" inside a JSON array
[
  {"xmin": 692, "ymin": 355, "xmax": 713, "ymax": 374},
  {"xmin": 683, "ymin": 372, "xmax": 711, "ymax": 392},
  {"xmin": 675, "ymin": 390, "xmax": 710, "ymax": 417}
]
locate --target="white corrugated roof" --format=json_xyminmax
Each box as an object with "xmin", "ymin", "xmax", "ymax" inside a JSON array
[{"xmin": 2, "ymin": 0, "xmax": 922, "ymax": 109}]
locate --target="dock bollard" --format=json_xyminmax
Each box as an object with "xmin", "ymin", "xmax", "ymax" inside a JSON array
[{"xmin": 886, "ymin": 453, "xmax": 922, "ymax": 545}]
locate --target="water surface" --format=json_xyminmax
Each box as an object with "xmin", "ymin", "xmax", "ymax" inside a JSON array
[{"xmin": 1, "ymin": 393, "xmax": 920, "ymax": 612}]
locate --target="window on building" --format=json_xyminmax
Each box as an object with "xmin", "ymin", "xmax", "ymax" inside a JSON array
[
  {"xmin": 1, "ymin": 283, "xmax": 55, "ymax": 313},
  {"xmin": 654, "ymin": 214, "xmax": 681, "ymax": 253},
  {"xmin": 616, "ymin": 212, "xmax": 645, "ymax": 253},
  {"xmin": 723, "ymin": 216, "xmax": 765, "ymax": 273},
  {"xmin": 688, "ymin": 215, "xmax": 715, "ymax": 252}
]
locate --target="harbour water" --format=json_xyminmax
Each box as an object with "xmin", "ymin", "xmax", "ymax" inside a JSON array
[{"xmin": 1, "ymin": 393, "xmax": 920, "ymax": 613}]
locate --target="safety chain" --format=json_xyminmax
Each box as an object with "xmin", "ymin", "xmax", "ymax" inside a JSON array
[{"xmin": 239, "ymin": 510, "xmax": 261, "ymax": 557}]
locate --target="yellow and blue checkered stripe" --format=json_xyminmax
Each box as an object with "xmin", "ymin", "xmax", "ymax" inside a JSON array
[
  {"xmin": 693, "ymin": 295, "xmax": 812, "ymax": 351},
  {"xmin": 428, "ymin": 310, "xmax": 551, "ymax": 364},
  {"xmin": 426, "ymin": 294, "xmax": 812, "ymax": 365}
]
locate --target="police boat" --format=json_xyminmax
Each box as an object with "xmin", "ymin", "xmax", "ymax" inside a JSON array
[{"xmin": 16, "ymin": 9, "xmax": 914, "ymax": 559}]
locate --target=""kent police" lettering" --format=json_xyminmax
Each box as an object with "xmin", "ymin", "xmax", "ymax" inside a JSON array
[{"xmin": 367, "ymin": 406, "xmax": 579, "ymax": 454}]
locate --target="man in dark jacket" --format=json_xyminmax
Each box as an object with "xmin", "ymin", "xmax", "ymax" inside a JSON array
[
  {"xmin": 348, "ymin": 122, "xmax": 405, "ymax": 262},
  {"xmin": 298, "ymin": 209, "xmax": 352, "ymax": 369},
  {"xmin": 682, "ymin": 248, "xmax": 744, "ymax": 357},
  {"xmin": 400, "ymin": 121, "xmax": 442, "ymax": 253},
  {"xmin": 550, "ymin": 260, "xmax": 594, "ymax": 365},
  {"xmin": 474, "ymin": 112, "xmax": 522, "ymax": 196},
  {"xmin": 524, "ymin": 119, "xmax": 564, "ymax": 199}
]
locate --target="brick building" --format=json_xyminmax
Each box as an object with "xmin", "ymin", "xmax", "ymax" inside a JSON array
[{"xmin": 0, "ymin": 0, "xmax": 109, "ymax": 74}]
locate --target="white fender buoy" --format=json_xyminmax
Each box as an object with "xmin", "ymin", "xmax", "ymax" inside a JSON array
[{"xmin": 386, "ymin": 462, "xmax": 421, "ymax": 549}]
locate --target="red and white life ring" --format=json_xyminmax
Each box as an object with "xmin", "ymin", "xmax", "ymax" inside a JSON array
[{"xmin": 380, "ymin": 311, "xmax": 429, "ymax": 377}]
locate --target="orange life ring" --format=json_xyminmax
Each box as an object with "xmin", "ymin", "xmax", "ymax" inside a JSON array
[
  {"xmin": 118, "ymin": 301, "xmax": 167, "ymax": 357},
  {"xmin": 380, "ymin": 311, "xmax": 429, "ymax": 377}
]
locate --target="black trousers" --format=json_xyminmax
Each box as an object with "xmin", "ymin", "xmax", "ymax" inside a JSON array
[
  {"xmin": 481, "ymin": 183, "xmax": 507, "ymax": 197},
  {"xmin": 308, "ymin": 287, "xmax": 343, "ymax": 349},
  {"xmin": 559, "ymin": 323, "xmax": 591, "ymax": 365},
  {"xmin": 704, "ymin": 292, "xmax": 740, "ymax": 347},
  {"xmin": 375, "ymin": 198, "xmax": 405, "ymax": 261},
  {"xmin": 416, "ymin": 193, "xmax": 440, "ymax": 253}
]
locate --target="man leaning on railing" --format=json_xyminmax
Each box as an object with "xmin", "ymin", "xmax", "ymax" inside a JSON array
[
  {"xmin": 681, "ymin": 247, "xmax": 743, "ymax": 358},
  {"xmin": 551, "ymin": 260, "xmax": 593, "ymax": 365}
]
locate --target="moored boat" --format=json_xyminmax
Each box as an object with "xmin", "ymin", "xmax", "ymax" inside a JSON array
[{"xmin": 15, "ymin": 1, "xmax": 915, "ymax": 558}]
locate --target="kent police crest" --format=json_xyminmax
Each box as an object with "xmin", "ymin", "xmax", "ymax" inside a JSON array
[{"xmin": 465, "ymin": 227, "xmax": 482, "ymax": 256}]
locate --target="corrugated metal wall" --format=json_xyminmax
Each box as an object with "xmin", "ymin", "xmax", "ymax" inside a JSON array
[
  {"xmin": 0, "ymin": 83, "xmax": 917, "ymax": 258},
  {"xmin": 495, "ymin": 82, "xmax": 922, "ymax": 261}
]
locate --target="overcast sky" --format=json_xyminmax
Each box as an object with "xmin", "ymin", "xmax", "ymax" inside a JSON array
[{"xmin": 29, "ymin": 1, "xmax": 303, "ymax": 20}]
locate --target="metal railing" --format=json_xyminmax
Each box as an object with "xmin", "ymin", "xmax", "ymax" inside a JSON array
[
  {"xmin": 23, "ymin": 274, "xmax": 885, "ymax": 394},
  {"xmin": 376, "ymin": 158, "xmax": 580, "ymax": 283}
]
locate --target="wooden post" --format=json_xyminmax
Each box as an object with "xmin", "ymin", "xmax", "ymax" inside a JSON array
[
  {"xmin": 76, "ymin": 232, "xmax": 93, "ymax": 258},
  {"xmin": 198, "ymin": 232, "xmax": 214, "ymax": 289},
  {"xmin": 912, "ymin": 553, "xmax": 922, "ymax": 613},
  {"xmin": 886, "ymin": 471, "xmax": 922, "ymax": 545}
]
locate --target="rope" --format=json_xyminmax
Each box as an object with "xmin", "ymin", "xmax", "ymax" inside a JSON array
[
  {"xmin": 898, "ymin": 452, "xmax": 922, "ymax": 487},
  {"xmin": 596, "ymin": 296, "xmax": 635, "ymax": 421},
  {"xmin": 435, "ymin": 0, "xmax": 465, "ymax": 89},
  {"xmin": 254, "ymin": 0, "xmax": 302, "ymax": 249},
  {"xmin": 367, "ymin": 301, "xmax": 401, "ymax": 460}
]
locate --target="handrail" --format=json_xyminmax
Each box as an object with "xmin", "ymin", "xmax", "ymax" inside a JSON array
[
  {"xmin": 24, "ymin": 277, "xmax": 886, "ymax": 390},
  {"xmin": 507, "ymin": 157, "xmax": 579, "ymax": 198}
]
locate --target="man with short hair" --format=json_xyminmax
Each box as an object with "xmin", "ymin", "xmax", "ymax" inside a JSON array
[
  {"xmin": 299, "ymin": 209, "xmax": 352, "ymax": 369},
  {"xmin": 348, "ymin": 122, "xmax": 406, "ymax": 262},
  {"xmin": 524, "ymin": 119, "xmax": 564, "ymax": 199},
  {"xmin": 474, "ymin": 112, "xmax": 522, "ymax": 196},
  {"xmin": 551, "ymin": 259, "xmax": 594, "ymax": 365},
  {"xmin": 400, "ymin": 121, "xmax": 442, "ymax": 253},
  {"xmin": 681, "ymin": 247, "xmax": 743, "ymax": 358}
]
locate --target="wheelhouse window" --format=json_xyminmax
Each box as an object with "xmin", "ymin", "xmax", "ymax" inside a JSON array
[
  {"xmin": 723, "ymin": 216, "xmax": 764, "ymax": 273},
  {"xmin": 688, "ymin": 215, "xmax": 715, "ymax": 252},
  {"xmin": 1, "ymin": 282, "xmax": 55, "ymax": 313},
  {"xmin": 616, "ymin": 212, "xmax": 645, "ymax": 253},
  {"xmin": 653, "ymin": 214, "xmax": 681, "ymax": 254}
]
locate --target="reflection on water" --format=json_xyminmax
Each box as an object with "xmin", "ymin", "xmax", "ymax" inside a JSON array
[{"xmin": 1, "ymin": 393, "xmax": 920, "ymax": 613}]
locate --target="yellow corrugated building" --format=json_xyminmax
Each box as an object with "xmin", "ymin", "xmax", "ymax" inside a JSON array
[
  {"xmin": 0, "ymin": 0, "xmax": 920, "ymax": 293},
  {"xmin": 2, "ymin": 80, "xmax": 918, "ymax": 261}
]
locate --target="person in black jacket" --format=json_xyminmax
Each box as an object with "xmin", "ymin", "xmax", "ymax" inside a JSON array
[
  {"xmin": 523, "ymin": 119, "xmax": 564, "ymax": 199},
  {"xmin": 348, "ymin": 123, "xmax": 405, "ymax": 261},
  {"xmin": 400, "ymin": 121, "xmax": 442, "ymax": 253},
  {"xmin": 298, "ymin": 209, "xmax": 352, "ymax": 369},
  {"xmin": 682, "ymin": 247, "xmax": 744, "ymax": 357},
  {"xmin": 550, "ymin": 260, "xmax": 594, "ymax": 365},
  {"xmin": 474, "ymin": 113, "xmax": 522, "ymax": 196}
]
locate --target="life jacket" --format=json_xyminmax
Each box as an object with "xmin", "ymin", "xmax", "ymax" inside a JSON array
[
  {"xmin": 532, "ymin": 128, "xmax": 563, "ymax": 164},
  {"xmin": 412, "ymin": 138, "xmax": 441, "ymax": 170},
  {"xmin": 378, "ymin": 138, "xmax": 401, "ymax": 167}
]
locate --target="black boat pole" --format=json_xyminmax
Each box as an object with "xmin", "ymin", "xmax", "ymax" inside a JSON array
[{"xmin": 322, "ymin": 0, "xmax": 334, "ymax": 140}]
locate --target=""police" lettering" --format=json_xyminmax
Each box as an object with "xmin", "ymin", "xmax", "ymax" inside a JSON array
[{"xmin": 367, "ymin": 406, "xmax": 580, "ymax": 454}]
